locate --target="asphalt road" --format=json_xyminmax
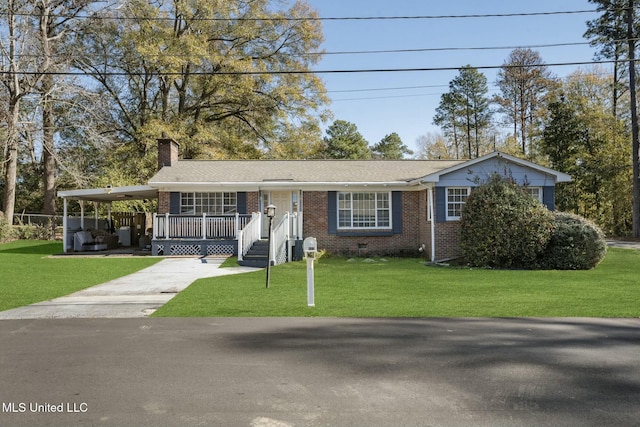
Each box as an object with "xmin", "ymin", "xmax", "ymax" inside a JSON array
[{"xmin": 1, "ymin": 317, "xmax": 639, "ymax": 427}]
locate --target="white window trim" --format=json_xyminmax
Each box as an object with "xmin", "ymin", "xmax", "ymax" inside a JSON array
[
  {"xmin": 524, "ymin": 187, "xmax": 543, "ymax": 203},
  {"xmin": 337, "ymin": 191, "xmax": 392, "ymax": 230},
  {"xmin": 180, "ymin": 191, "xmax": 237, "ymax": 215},
  {"xmin": 446, "ymin": 187, "xmax": 471, "ymax": 221}
]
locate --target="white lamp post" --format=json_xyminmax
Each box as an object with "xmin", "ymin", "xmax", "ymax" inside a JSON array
[{"xmin": 265, "ymin": 204, "xmax": 276, "ymax": 289}]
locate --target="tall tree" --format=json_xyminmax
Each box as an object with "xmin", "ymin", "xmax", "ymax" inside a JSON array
[
  {"xmin": 74, "ymin": 0, "xmax": 328, "ymax": 182},
  {"xmin": 321, "ymin": 120, "xmax": 371, "ymax": 159},
  {"xmin": 584, "ymin": 0, "xmax": 636, "ymax": 118},
  {"xmin": 36, "ymin": 0, "xmax": 92, "ymax": 217},
  {"xmin": 542, "ymin": 71, "xmax": 631, "ymax": 235},
  {"xmin": 433, "ymin": 92, "xmax": 463, "ymax": 159},
  {"xmin": 494, "ymin": 49, "xmax": 555, "ymax": 158},
  {"xmin": 1, "ymin": 0, "xmax": 40, "ymax": 223},
  {"xmin": 448, "ymin": 65, "xmax": 492, "ymax": 159},
  {"xmin": 372, "ymin": 132, "xmax": 413, "ymax": 159},
  {"xmin": 585, "ymin": 0, "xmax": 640, "ymax": 236}
]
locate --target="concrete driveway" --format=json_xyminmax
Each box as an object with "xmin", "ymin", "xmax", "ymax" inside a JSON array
[
  {"xmin": 0, "ymin": 258, "xmax": 260, "ymax": 319},
  {"xmin": 0, "ymin": 317, "xmax": 639, "ymax": 427}
]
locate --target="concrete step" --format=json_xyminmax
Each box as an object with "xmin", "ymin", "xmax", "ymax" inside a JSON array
[{"xmin": 237, "ymin": 258, "xmax": 267, "ymax": 268}]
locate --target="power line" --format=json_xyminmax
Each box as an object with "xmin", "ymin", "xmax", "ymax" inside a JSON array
[
  {"xmin": 9, "ymin": 40, "xmax": 595, "ymax": 59},
  {"xmin": 306, "ymin": 42, "xmax": 596, "ymax": 56},
  {"xmin": 0, "ymin": 60, "xmax": 624, "ymax": 76},
  {"xmin": 328, "ymin": 84, "xmax": 450, "ymax": 94},
  {"xmin": 0, "ymin": 8, "xmax": 602, "ymax": 22}
]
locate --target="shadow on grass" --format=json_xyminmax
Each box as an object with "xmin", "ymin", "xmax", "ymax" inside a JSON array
[
  {"xmin": 0, "ymin": 240, "xmax": 61, "ymax": 255},
  {"xmin": 223, "ymin": 317, "xmax": 640, "ymax": 424}
]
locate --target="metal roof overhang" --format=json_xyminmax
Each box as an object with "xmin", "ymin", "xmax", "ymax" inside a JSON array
[{"xmin": 57, "ymin": 185, "xmax": 158, "ymax": 202}]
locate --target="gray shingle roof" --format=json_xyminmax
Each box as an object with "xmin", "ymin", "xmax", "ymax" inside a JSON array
[{"xmin": 149, "ymin": 159, "xmax": 465, "ymax": 185}]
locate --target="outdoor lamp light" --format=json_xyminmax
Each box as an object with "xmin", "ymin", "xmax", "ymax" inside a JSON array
[
  {"xmin": 266, "ymin": 204, "xmax": 276, "ymax": 219},
  {"xmin": 265, "ymin": 204, "xmax": 276, "ymax": 289}
]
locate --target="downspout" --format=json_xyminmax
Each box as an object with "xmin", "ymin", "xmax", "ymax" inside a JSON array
[{"xmin": 428, "ymin": 187, "xmax": 436, "ymax": 263}]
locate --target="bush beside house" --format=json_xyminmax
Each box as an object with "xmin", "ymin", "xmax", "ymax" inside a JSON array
[
  {"xmin": 536, "ymin": 212, "xmax": 607, "ymax": 270},
  {"xmin": 460, "ymin": 175, "xmax": 554, "ymax": 269},
  {"xmin": 460, "ymin": 175, "xmax": 606, "ymax": 270}
]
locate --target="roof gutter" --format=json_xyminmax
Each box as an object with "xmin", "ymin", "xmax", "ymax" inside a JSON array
[{"xmin": 147, "ymin": 180, "xmax": 425, "ymax": 191}]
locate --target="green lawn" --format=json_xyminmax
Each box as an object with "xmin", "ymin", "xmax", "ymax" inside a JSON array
[
  {"xmin": 0, "ymin": 240, "xmax": 161, "ymax": 312},
  {"xmin": 2, "ymin": 240, "xmax": 639, "ymax": 318},
  {"xmin": 153, "ymin": 248, "xmax": 640, "ymax": 317}
]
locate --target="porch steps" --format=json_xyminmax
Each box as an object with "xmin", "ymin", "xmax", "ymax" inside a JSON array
[{"xmin": 238, "ymin": 240, "xmax": 269, "ymax": 268}]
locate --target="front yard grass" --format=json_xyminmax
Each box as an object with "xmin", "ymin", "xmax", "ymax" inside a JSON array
[
  {"xmin": 153, "ymin": 248, "xmax": 640, "ymax": 317},
  {"xmin": 0, "ymin": 240, "xmax": 161, "ymax": 312}
]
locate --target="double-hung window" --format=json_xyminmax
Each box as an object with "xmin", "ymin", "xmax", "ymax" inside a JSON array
[
  {"xmin": 524, "ymin": 187, "xmax": 543, "ymax": 203},
  {"xmin": 446, "ymin": 187, "xmax": 470, "ymax": 220},
  {"xmin": 180, "ymin": 192, "xmax": 237, "ymax": 215},
  {"xmin": 338, "ymin": 192, "xmax": 391, "ymax": 229}
]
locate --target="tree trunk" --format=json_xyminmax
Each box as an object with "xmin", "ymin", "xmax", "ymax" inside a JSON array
[
  {"xmin": 628, "ymin": 0, "xmax": 640, "ymax": 238},
  {"xmin": 3, "ymin": 100, "xmax": 20, "ymax": 223},
  {"xmin": 42, "ymin": 73, "xmax": 56, "ymax": 217}
]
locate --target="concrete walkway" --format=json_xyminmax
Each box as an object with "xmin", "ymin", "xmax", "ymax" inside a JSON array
[{"xmin": 0, "ymin": 258, "xmax": 260, "ymax": 320}]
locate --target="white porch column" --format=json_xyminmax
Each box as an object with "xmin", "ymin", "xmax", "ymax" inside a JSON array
[
  {"xmin": 164, "ymin": 212, "xmax": 170, "ymax": 240},
  {"xmin": 79, "ymin": 200, "xmax": 85, "ymax": 230},
  {"xmin": 93, "ymin": 202, "xmax": 99, "ymax": 229},
  {"xmin": 107, "ymin": 203, "xmax": 112, "ymax": 231},
  {"xmin": 428, "ymin": 187, "xmax": 436, "ymax": 263},
  {"xmin": 62, "ymin": 198, "xmax": 68, "ymax": 253}
]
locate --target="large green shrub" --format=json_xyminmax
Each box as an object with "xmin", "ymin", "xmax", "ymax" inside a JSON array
[
  {"xmin": 0, "ymin": 217, "xmax": 16, "ymax": 243},
  {"xmin": 460, "ymin": 174, "xmax": 554, "ymax": 268},
  {"xmin": 536, "ymin": 212, "xmax": 607, "ymax": 270}
]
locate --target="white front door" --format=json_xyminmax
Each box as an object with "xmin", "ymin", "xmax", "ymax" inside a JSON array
[{"xmin": 262, "ymin": 191, "xmax": 292, "ymax": 237}]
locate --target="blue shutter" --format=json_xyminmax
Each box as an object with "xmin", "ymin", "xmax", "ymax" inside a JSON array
[
  {"xmin": 392, "ymin": 191, "xmax": 402, "ymax": 234},
  {"xmin": 435, "ymin": 187, "xmax": 446, "ymax": 223},
  {"xmin": 327, "ymin": 191, "xmax": 337, "ymax": 234},
  {"xmin": 169, "ymin": 192, "xmax": 181, "ymax": 214},
  {"xmin": 237, "ymin": 192, "xmax": 247, "ymax": 214},
  {"xmin": 542, "ymin": 186, "xmax": 555, "ymax": 211}
]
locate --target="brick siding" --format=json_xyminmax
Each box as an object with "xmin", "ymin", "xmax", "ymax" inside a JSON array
[
  {"xmin": 157, "ymin": 138, "xmax": 179, "ymax": 170},
  {"xmin": 158, "ymin": 191, "xmax": 170, "ymax": 214},
  {"xmin": 304, "ymin": 190, "xmax": 429, "ymax": 257},
  {"xmin": 158, "ymin": 188, "xmax": 464, "ymax": 260}
]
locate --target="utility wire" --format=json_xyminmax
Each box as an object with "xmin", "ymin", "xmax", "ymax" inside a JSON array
[
  {"xmin": 0, "ymin": 8, "xmax": 603, "ymax": 22},
  {"xmin": 1, "ymin": 59, "xmax": 635, "ymax": 77},
  {"xmin": 10, "ymin": 40, "xmax": 604, "ymax": 60}
]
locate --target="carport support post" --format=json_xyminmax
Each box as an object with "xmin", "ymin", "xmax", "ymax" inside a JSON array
[
  {"xmin": 79, "ymin": 200, "xmax": 85, "ymax": 230},
  {"xmin": 63, "ymin": 198, "xmax": 68, "ymax": 253},
  {"xmin": 93, "ymin": 202, "xmax": 99, "ymax": 229}
]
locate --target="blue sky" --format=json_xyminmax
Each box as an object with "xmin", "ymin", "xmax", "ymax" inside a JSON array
[{"xmin": 303, "ymin": 0, "xmax": 602, "ymax": 154}]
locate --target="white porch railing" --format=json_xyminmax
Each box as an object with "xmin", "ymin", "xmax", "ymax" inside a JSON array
[
  {"xmin": 237, "ymin": 212, "xmax": 262, "ymax": 262},
  {"xmin": 153, "ymin": 213, "xmax": 252, "ymax": 240},
  {"xmin": 270, "ymin": 212, "xmax": 295, "ymax": 266}
]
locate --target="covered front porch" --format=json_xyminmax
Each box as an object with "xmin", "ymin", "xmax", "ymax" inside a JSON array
[
  {"xmin": 151, "ymin": 210, "xmax": 303, "ymax": 266},
  {"xmin": 57, "ymin": 185, "xmax": 302, "ymax": 265}
]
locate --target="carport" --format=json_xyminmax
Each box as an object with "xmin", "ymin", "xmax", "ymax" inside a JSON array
[{"xmin": 57, "ymin": 185, "xmax": 158, "ymax": 253}]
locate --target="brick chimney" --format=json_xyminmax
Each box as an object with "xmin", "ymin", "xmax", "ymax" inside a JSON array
[{"xmin": 157, "ymin": 137, "xmax": 179, "ymax": 170}]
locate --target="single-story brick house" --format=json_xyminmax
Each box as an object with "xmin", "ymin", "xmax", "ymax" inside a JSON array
[{"xmin": 58, "ymin": 138, "xmax": 570, "ymax": 264}]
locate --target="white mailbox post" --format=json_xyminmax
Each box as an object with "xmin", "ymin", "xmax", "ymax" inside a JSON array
[{"xmin": 302, "ymin": 237, "xmax": 317, "ymax": 307}]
